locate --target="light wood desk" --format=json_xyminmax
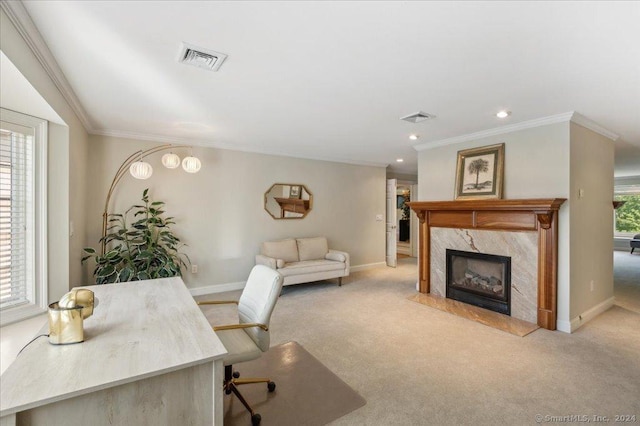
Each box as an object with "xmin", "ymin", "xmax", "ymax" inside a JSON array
[{"xmin": 0, "ymin": 277, "xmax": 227, "ymax": 425}]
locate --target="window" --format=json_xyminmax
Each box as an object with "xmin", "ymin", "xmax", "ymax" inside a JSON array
[
  {"xmin": 0, "ymin": 109, "xmax": 47, "ymax": 326},
  {"xmin": 614, "ymin": 180, "xmax": 640, "ymax": 237}
]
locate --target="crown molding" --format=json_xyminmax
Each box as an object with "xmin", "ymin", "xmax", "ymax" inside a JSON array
[
  {"xmin": 93, "ymin": 129, "xmax": 191, "ymax": 145},
  {"xmin": 1, "ymin": 0, "xmax": 94, "ymax": 131},
  {"xmin": 92, "ymin": 128, "xmax": 390, "ymax": 169},
  {"xmin": 413, "ymin": 112, "xmax": 575, "ymax": 151},
  {"xmin": 570, "ymin": 112, "xmax": 619, "ymax": 141},
  {"xmin": 413, "ymin": 111, "xmax": 619, "ymax": 151}
]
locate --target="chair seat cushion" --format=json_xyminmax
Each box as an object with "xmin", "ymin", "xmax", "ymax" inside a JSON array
[
  {"xmin": 278, "ymin": 259, "xmax": 345, "ymax": 277},
  {"xmin": 216, "ymin": 328, "xmax": 263, "ymax": 366}
]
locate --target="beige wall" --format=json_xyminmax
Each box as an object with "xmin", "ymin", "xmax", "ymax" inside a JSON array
[
  {"xmin": 84, "ymin": 136, "xmax": 386, "ymax": 290},
  {"xmin": 417, "ymin": 123, "xmax": 570, "ymax": 200},
  {"xmin": 417, "ymin": 122, "xmax": 572, "ymax": 324},
  {"xmin": 1, "ymin": 9, "xmax": 89, "ymax": 301},
  {"xmin": 387, "ymin": 171, "xmax": 417, "ymax": 182},
  {"xmin": 569, "ymin": 123, "xmax": 614, "ymax": 320}
]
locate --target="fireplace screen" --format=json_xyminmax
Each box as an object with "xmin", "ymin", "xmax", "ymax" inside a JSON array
[{"xmin": 446, "ymin": 249, "xmax": 511, "ymax": 315}]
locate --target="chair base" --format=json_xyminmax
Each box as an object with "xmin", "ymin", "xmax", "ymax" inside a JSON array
[{"xmin": 224, "ymin": 365, "xmax": 276, "ymax": 425}]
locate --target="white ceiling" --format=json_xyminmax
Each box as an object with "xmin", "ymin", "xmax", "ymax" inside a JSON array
[{"xmin": 16, "ymin": 1, "xmax": 640, "ymax": 175}]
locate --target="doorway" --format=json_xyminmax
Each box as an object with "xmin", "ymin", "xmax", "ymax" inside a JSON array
[
  {"xmin": 397, "ymin": 184, "xmax": 412, "ymax": 257},
  {"xmin": 386, "ymin": 179, "xmax": 418, "ymax": 267}
]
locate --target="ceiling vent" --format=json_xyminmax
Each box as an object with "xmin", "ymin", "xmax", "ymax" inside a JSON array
[
  {"xmin": 178, "ymin": 42, "xmax": 227, "ymax": 72},
  {"xmin": 400, "ymin": 111, "xmax": 436, "ymax": 123}
]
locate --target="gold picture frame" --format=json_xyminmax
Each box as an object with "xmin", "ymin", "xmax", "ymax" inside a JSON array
[
  {"xmin": 454, "ymin": 143, "xmax": 505, "ymax": 200},
  {"xmin": 289, "ymin": 185, "xmax": 301, "ymax": 199}
]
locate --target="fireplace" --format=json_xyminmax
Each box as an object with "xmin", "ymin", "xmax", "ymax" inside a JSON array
[
  {"xmin": 409, "ymin": 199, "xmax": 565, "ymax": 330},
  {"xmin": 446, "ymin": 249, "xmax": 511, "ymax": 315}
]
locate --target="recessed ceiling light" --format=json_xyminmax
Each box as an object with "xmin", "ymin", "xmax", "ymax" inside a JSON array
[
  {"xmin": 496, "ymin": 110, "xmax": 511, "ymax": 119},
  {"xmin": 409, "ymin": 134, "xmax": 419, "ymax": 141},
  {"xmin": 396, "ymin": 158, "xmax": 404, "ymax": 162}
]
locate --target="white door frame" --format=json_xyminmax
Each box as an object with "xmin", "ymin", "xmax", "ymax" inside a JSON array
[{"xmin": 386, "ymin": 179, "xmax": 397, "ymax": 267}]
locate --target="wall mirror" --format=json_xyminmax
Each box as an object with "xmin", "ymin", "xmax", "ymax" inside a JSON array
[{"xmin": 264, "ymin": 183, "xmax": 313, "ymax": 219}]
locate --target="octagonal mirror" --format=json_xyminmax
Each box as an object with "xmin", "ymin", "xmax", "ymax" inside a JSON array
[{"xmin": 264, "ymin": 183, "xmax": 313, "ymax": 219}]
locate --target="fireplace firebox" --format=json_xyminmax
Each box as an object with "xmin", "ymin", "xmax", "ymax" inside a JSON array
[{"xmin": 446, "ymin": 249, "xmax": 511, "ymax": 315}]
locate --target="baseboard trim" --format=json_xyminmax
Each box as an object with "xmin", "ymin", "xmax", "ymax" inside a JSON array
[
  {"xmin": 188, "ymin": 261, "xmax": 389, "ymax": 296},
  {"xmin": 189, "ymin": 281, "xmax": 245, "ymax": 297},
  {"xmin": 557, "ymin": 297, "xmax": 616, "ymax": 333},
  {"xmin": 351, "ymin": 262, "xmax": 387, "ymax": 272}
]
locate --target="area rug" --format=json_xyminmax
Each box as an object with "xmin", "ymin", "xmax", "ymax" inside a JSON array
[{"xmin": 223, "ymin": 341, "xmax": 366, "ymax": 426}]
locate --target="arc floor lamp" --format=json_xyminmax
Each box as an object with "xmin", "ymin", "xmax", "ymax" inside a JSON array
[{"xmin": 101, "ymin": 144, "xmax": 201, "ymax": 255}]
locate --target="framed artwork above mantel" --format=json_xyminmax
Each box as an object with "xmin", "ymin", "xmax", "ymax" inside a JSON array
[{"xmin": 454, "ymin": 143, "xmax": 505, "ymax": 200}]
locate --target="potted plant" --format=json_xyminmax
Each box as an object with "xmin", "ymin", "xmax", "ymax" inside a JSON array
[{"xmin": 83, "ymin": 189, "xmax": 189, "ymax": 284}]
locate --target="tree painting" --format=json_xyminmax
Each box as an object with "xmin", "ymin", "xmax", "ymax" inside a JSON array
[
  {"xmin": 468, "ymin": 158, "xmax": 489, "ymax": 189},
  {"xmin": 455, "ymin": 143, "xmax": 503, "ymax": 199}
]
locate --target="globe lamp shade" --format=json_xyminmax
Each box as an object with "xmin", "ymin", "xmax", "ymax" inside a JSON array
[
  {"xmin": 182, "ymin": 156, "xmax": 201, "ymax": 173},
  {"xmin": 129, "ymin": 161, "xmax": 153, "ymax": 179},
  {"xmin": 161, "ymin": 152, "xmax": 181, "ymax": 169}
]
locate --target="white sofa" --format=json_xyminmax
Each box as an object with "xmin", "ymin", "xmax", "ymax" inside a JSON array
[{"xmin": 255, "ymin": 237, "xmax": 349, "ymax": 286}]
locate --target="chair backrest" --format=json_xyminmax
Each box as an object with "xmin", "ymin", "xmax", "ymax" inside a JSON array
[{"xmin": 238, "ymin": 265, "xmax": 284, "ymax": 352}]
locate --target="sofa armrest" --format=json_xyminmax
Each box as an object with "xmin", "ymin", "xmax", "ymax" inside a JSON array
[
  {"xmin": 326, "ymin": 249, "xmax": 350, "ymax": 274},
  {"xmin": 256, "ymin": 254, "xmax": 277, "ymax": 269},
  {"xmin": 256, "ymin": 254, "xmax": 285, "ymax": 269}
]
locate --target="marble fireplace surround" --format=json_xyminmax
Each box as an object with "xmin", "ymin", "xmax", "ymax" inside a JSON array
[
  {"xmin": 408, "ymin": 199, "xmax": 566, "ymax": 330},
  {"xmin": 433, "ymin": 228, "xmax": 538, "ymax": 323}
]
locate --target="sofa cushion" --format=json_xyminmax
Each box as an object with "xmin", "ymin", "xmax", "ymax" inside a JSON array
[
  {"xmin": 262, "ymin": 239, "xmax": 299, "ymax": 263},
  {"xmin": 297, "ymin": 237, "xmax": 329, "ymax": 261},
  {"xmin": 278, "ymin": 259, "xmax": 344, "ymax": 277}
]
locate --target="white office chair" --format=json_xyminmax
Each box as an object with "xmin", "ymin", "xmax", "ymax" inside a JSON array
[{"xmin": 198, "ymin": 265, "xmax": 284, "ymax": 425}]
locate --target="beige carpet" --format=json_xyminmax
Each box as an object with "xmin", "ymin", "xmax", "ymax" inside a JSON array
[
  {"xmin": 198, "ymin": 252, "xmax": 640, "ymax": 425},
  {"xmin": 222, "ymin": 341, "xmax": 366, "ymax": 426}
]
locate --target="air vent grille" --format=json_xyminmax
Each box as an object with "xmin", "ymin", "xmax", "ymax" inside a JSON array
[
  {"xmin": 400, "ymin": 111, "xmax": 436, "ymax": 123},
  {"xmin": 178, "ymin": 42, "xmax": 227, "ymax": 72}
]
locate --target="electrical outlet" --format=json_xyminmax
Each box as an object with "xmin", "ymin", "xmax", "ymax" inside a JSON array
[
  {"xmin": 590, "ymin": 280, "xmax": 594, "ymax": 291},
  {"xmin": 578, "ymin": 189, "xmax": 585, "ymax": 199},
  {"xmin": 191, "ymin": 264, "xmax": 198, "ymax": 274}
]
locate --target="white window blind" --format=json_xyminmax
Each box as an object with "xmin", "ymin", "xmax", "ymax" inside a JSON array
[
  {"xmin": 0, "ymin": 109, "xmax": 47, "ymax": 325},
  {"xmin": 0, "ymin": 126, "xmax": 35, "ymax": 308}
]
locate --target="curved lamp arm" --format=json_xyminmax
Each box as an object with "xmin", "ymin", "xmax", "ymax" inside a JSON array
[{"xmin": 101, "ymin": 144, "xmax": 183, "ymax": 255}]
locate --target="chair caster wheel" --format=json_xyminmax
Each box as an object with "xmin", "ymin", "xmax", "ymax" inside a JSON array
[
  {"xmin": 251, "ymin": 413, "xmax": 261, "ymax": 425},
  {"xmin": 225, "ymin": 388, "xmax": 232, "ymax": 395},
  {"xmin": 232, "ymin": 371, "xmax": 240, "ymax": 379},
  {"xmin": 267, "ymin": 381, "xmax": 276, "ymax": 392}
]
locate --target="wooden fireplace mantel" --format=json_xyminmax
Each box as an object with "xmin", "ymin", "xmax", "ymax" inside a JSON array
[{"xmin": 408, "ymin": 198, "xmax": 566, "ymax": 330}]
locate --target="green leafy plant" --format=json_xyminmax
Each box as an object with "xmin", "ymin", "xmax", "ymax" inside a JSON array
[{"xmin": 82, "ymin": 189, "xmax": 189, "ymax": 284}]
